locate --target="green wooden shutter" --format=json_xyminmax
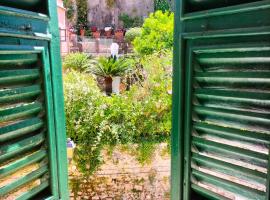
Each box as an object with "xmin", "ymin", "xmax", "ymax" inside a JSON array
[
  {"xmin": 172, "ymin": 1, "xmax": 270, "ymax": 199},
  {"xmin": 0, "ymin": 47, "xmax": 59, "ymax": 199},
  {"xmin": 0, "ymin": 1, "xmax": 69, "ymax": 199}
]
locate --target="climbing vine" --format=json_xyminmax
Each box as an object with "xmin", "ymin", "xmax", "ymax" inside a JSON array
[
  {"xmin": 154, "ymin": 0, "xmax": 172, "ymax": 12},
  {"xmin": 76, "ymin": 0, "xmax": 88, "ymax": 29},
  {"xmin": 63, "ymin": 0, "xmax": 75, "ymax": 21}
]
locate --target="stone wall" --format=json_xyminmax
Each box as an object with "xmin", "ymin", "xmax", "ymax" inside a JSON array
[
  {"xmin": 69, "ymin": 143, "xmax": 170, "ymax": 200},
  {"xmin": 87, "ymin": 0, "xmax": 154, "ymax": 28}
]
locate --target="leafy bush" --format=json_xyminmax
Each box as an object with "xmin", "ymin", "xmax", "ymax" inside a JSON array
[
  {"xmin": 76, "ymin": 0, "xmax": 88, "ymax": 28},
  {"xmin": 88, "ymin": 56, "xmax": 133, "ymax": 77},
  {"xmin": 154, "ymin": 0, "xmax": 172, "ymax": 12},
  {"xmin": 63, "ymin": 53, "xmax": 90, "ymax": 72},
  {"xmin": 119, "ymin": 13, "xmax": 144, "ymax": 29},
  {"xmin": 125, "ymin": 28, "xmax": 142, "ymax": 43},
  {"xmin": 64, "ymin": 52, "xmax": 172, "ymax": 175},
  {"xmin": 133, "ymin": 11, "xmax": 174, "ymax": 55}
]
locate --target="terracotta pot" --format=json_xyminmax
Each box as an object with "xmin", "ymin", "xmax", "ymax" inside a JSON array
[
  {"xmin": 93, "ymin": 31, "xmax": 101, "ymax": 39},
  {"xmin": 115, "ymin": 30, "xmax": 124, "ymax": 41},
  {"xmin": 91, "ymin": 26, "xmax": 97, "ymax": 32},
  {"xmin": 104, "ymin": 76, "xmax": 113, "ymax": 95},
  {"xmin": 105, "ymin": 30, "xmax": 112, "ymax": 38},
  {"xmin": 80, "ymin": 29, "xmax": 85, "ymax": 36}
]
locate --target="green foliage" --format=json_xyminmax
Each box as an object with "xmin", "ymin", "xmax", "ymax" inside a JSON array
[
  {"xmin": 154, "ymin": 0, "xmax": 172, "ymax": 12},
  {"xmin": 119, "ymin": 13, "xmax": 144, "ymax": 29},
  {"xmin": 64, "ymin": 52, "xmax": 172, "ymax": 175},
  {"xmin": 125, "ymin": 28, "xmax": 142, "ymax": 43},
  {"xmin": 85, "ymin": 29, "xmax": 92, "ymax": 37},
  {"xmin": 76, "ymin": 0, "xmax": 88, "ymax": 28},
  {"xmin": 133, "ymin": 11, "xmax": 174, "ymax": 55},
  {"xmin": 136, "ymin": 142, "xmax": 156, "ymax": 165},
  {"xmin": 64, "ymin": 0, "xmax": 75, "ymax": 21},
  {"xmin": 63, "ymin": 53, "xmax": 91, "ymax": 72},
  {"xmin": 88, "ymin": 57, "xmax": 133, "ymax": 77}
]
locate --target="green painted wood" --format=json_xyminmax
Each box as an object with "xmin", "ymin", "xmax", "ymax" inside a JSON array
[
  {"xmin": 41, "ymin": 46, "xmax": 59, "ymax": 197},
  {"xmin": 47, "ymin": 0, "xmax": 70, "ymax": 198},
  {"xmin": 191, "ymin": 184, "xmax": 229, "ymax": 200},
  {"xmin": 0, "ymin": 102, "xmax": 42, "ymax": 123},
  {"xmin": 0, "ymin": 85, "xmax": 41, "ymax": 103},
  {"xmin": 172, "ymin": 1, "xmax": 270, "ymax": 199},
  {"xmin": 193, "ymin": 122, "xmax": 270, "ymax": 145},
  {"xmin": 0, "ymin": 5, "xmax": 49, "ymax": 21},
  {"xmin": 0, "ymin": 131, "xmax": 45, "ymax": 163},
  {"xmin": 0, "ymin": 150, "xmax": 46, "ymax": 178},
  {"xmin": 192, "ymin": 137, "xmax": 268, "ymax": 164},
  {"xmin": 0, "ymin": 117, "xmax": 43, "ymax": 142},
  {"xmin": 192, "ymin": 170, "xmax": 266, "ymax": 199},
  {"xmin": 171, "ymin": 0, "xmax": 184, "ymax": 199},
  {"xmin": 16, "ymin": 180, "xmax": 50, "ymax": 200},
  {"xmin": 0, "ymin": 1, "xmax": 69, "ymax": 199},
  {"xmin": 192, "ymin": 153, "xmax": 266, "ymax": 181},
  {"xmin": 0, "ymin": 165, "xmax": 48, "ymax": 197},
  {"xmin": 0, "ymin": 54, "xmax": 38, "ymax": 65},
  {"xmin": 0, "ymin": 69, "xmax": 40, "ymax": 85}
]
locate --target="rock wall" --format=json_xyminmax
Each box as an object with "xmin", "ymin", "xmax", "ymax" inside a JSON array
[
  {"xmin": 69, "ymin": 143, "xmax": 170, "ymax": 200},
  {"xmin": 87, "ymin": 0, "xmax": 154, "ymax": 28}
]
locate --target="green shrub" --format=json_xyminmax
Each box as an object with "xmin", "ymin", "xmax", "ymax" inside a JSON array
[
  {"xmin": 154, "ymin": 0, "xmax": 172, "ymax": 12},
  {"xmin": 133, "ymin": 11, "xmax": 174, "ymax": 55},
  {"xmin": 88, "ymin": 56, "xmax": 133, "ymax": 77},
  {"xmin": 125, "ymin": 28, "xmax": 142, "ymax": 43},
  {"xmin": 63, "ymin": 53, "xmax": 90, "ymax": 72},
  {"xmin": 64, "ymin": 52, "xmax": 172, "ymax": 175},
  {"xmin": 119, "ymin": 13, "xmax": 144, "ymax": 29}
]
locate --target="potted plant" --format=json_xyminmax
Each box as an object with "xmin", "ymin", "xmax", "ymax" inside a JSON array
[
  {"xmin": 115, "ymin": 29, "xmax": 124, "ymax": 41},
  {"xmin": 93, "ymin": 31, "xmax": 101, "ymax": 39},
  {"xmin": 104, "ymin": 27, "xmax": 112, "ymax": 38},
  {"xmin": 80, "ymin": 28, "xmax": 85, "ymax": 36},
  {"xmin": 91, "ymin": 26, "xmax": 98, "ymax": 32},
  {"xmin": 88, "ymin": 56, "xmax": 132, "ymax": 95}
]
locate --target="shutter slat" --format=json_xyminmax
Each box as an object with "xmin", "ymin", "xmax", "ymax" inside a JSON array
[
  {"xmin": 192, "ymin": 170, "xmax": 265, "ymax": 200},
  {"xmin": 195, "ymin": 89, "xmax": 270, "ymax": 107},
  {"xmin": 192, "ymin": 153, "xmax": 266, "ymax": 183},
  {"xmin": 0, "ymin": 102, "xmax": 42, "ymax": 123},
  {"xmin": 0, "ymin": 117, "xmax": 44, "ymax": 142},
  {"xmin": 194, "ymin": 122, "xmax": 270, "ymax": 145},
  {"xmin": 194, "ymin": 105, "xmax": 270, "ymax": 127},
  {"xmin": 0, "ymin": 132, "xmax": 45, "ymax": 163},
  {"xmin": 189, "ymin": 45, "xmax": 270, "ymax": 199},
  {"xmin": 0, "ymin": 69, "xmax": 40, "ymax": 85},
  {"xmin": 196, "ymin": 51, "xmax": 270, "ymax": 65},
  {"xmin": 0, "ymin": 165, "xmax": 48, "ymax": 197},
  {"xmin": 16, "ymin": 180, "xmax": 50, "ymax": 200},
  {"xmin": 0, "ymin": 54, "xmax": 38, "ymax": 66},
  {"xmin": 0, "ymin": 150, "xmax": 46, "ymax": 178},
  {"xmin": 0, "ymin": 85, "xmax": 42, "ymax": 103},
  {"xmin": 191, "ymin": 184, "xmax": 230, "ymax": 200},
  {"xmin": 192, "ymin": 137, "xmax": 268, "ymax": 165}
]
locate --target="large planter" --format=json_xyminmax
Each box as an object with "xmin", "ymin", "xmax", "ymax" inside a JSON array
[
  {"xmin": 112, "ymin": 76, "xmax": 121, "ymax": 94},
  {"xmin": 93, "ymin": 31, "xmax": 101, "ymax": 39},
  {"xmin": 105, "ymin": 30, "xmax": 112, "ymax": 38},
  {"xmin": 80, "ymin": 29, "xmax": 85, "ymax": 37},
  {"xmin": 104, "ymin": 76, "xmax": 113, "ymax": 95}
]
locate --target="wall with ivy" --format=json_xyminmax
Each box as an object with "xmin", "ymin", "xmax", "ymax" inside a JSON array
[{"xmin": 87, "ymin": 0, "xmax": 154, "ymax": 28}]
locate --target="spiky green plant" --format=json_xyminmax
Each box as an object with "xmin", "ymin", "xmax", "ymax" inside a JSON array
[{"xmin": 88, "ymin": 57, "xmax": 133, "ymax": 77}]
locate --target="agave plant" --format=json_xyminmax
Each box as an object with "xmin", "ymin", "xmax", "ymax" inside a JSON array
[{"xmin": 88, "ymin": 56, "xmax": 133, "ymax": 78}]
